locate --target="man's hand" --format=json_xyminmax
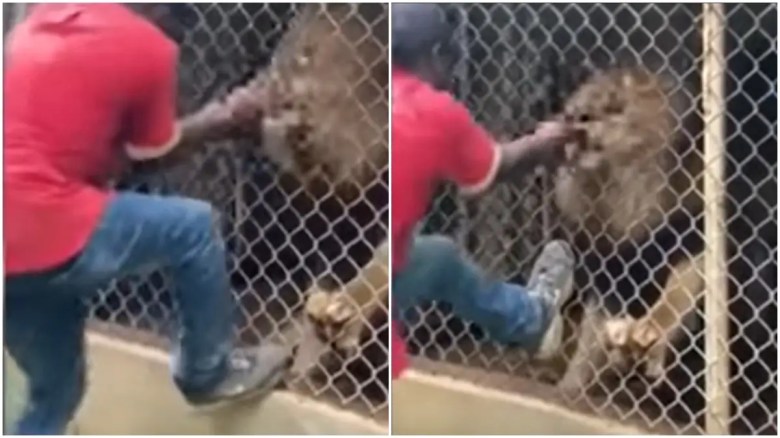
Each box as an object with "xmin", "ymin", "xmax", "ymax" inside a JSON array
[
  {"xmin": 135, "ymin": 84, "xmax": 268, "ymax": 169},
  {"xmin": 534, "ymin": 120, "xmax": 578, "ymax": 145},
  {"xmin": 497, "ymin": 120, "xmax": 581, "ymax": 179},
  {"xmin": 222, "ymin": 84, "xmax": 266, "ymax": 137},
  {"xmin": 180, "ymin": 79, "xmax": 269, "ymax": 144},
  {"xmin": 527, "ymin": 120, "xmax": 582, "ymax": 169},
  {"xmin": 181, "ymin": 82, "xmax": 269, "ymax": 145}
]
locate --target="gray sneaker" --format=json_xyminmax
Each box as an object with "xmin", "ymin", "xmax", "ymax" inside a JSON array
[
  {"xmin": 182, "ymin": 343, "xmax": 293, "ymax": 408},
  {"xmin": 526, "ymin": 240, "xmax": 575, "ymax": 359}
]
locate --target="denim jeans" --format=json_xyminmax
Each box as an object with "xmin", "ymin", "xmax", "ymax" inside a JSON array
[
  {"xmin": 4, "ymin": 192, "xmax": 235, "ymax": 435},
  {"xmin": 393, "ymin": 235, "xmax": 549, "ymax": 348}
]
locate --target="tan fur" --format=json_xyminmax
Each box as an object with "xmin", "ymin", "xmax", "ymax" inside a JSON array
[
  {"xmin": 602, "ymin": 253, "xmax": 703, "ymax": 380},
  {"xmin": 553, "ymin": 67, "xmax": 702, "ymax": 248},
  {"xmin": 303, "ymin": 240, "xmax": 389, "ymax": 354},
  {"xmin": 246, "ymin": 4, "xmax": 388, "ymax": 197},
  {"xmin": 555, "ymin": 302, "xmax": 616, "ymax": 393},
  {"xmin": 557, "ymin": 254, "xmax": 704, "ymax": 392}
]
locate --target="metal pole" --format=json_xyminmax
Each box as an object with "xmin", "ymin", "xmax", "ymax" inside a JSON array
[{"xmin": 701, "ymin": 3, "xmax": 730, "ymax": 435}]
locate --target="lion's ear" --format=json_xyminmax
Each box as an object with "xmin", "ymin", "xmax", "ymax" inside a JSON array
[{"xmin": 621, "ymin": 69, "xmax": 638, "ymax": 89}]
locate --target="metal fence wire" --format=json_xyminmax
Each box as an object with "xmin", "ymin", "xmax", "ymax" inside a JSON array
[
  {"xmin": 82, "ymin": 3, "xmax": 389, "ymax": 417},
  {"xmin": 402, "ymin": 3, "xmax": 777, "ymax": 435}
]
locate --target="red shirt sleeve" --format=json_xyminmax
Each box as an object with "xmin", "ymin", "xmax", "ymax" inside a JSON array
[
  {"xmin": 429, "ymin": 91, "xmax": 500, "ymax": 193},
  {"xmin": 122, "ymin": 26, "xmax": 180, "ymax": 160}
]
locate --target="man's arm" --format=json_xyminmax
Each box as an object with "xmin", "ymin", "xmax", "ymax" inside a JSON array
[
  {"xmin": 495, "ymin": 121, "xmax": 580, "ymax": 179},
  {"xmin": 124, "ymin": 29, "xmax": 266, "ymax": 167},
  {"xmin": 438, "ymin": 94, "xmax": 576, "ymax": 195},
  {"xmin": 496, "ymin": 135, "xmax": 544, "ymax": 177},
  {"xmin": 129, "ymin": 84, "xmax": 265, "ymax": 168},
  {"xmin": 153, "ymin": 97, "xmax": 254, "ymax": 166}
]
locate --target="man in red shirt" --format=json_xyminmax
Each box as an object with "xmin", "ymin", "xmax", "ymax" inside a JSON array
[
  {"xmin": 4, "ymin": 4, "xmax": 290, "ymax": 434},
  {"xmin": 391, "ymin": 4, "xmax": 578, "ymax": 379}
]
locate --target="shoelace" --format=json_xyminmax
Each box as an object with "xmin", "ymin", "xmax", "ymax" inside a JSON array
[
  {"xmin": 531, "ymin": 270, "xmax": 560, "ymax": 308},
  {"xmin": 228, "ymin": 350, "xmax": 254, "ymax": 371}
]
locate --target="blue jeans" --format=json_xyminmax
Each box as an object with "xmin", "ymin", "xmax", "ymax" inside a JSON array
[
  {"xmin": 4, "ymin": 192, "xmax": 235, "ymax": 435},
  {"xmin": 393, "ymin": 235, "xmax": 549, "ymax": 348}
]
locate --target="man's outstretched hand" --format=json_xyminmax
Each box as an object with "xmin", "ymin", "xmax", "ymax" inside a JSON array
[
  {"xmin": 131, "ymin": 80, "xmax": 271, "ymax": 170},
  {"xmin": 527, "ymin": 120, "xmax": 583, "ymax": 170},
  {"xmin": 498, "ymin": 120, "xmax": 583, "ymax": 178},
  {"xmin": 534, "ymin": 120, "xmax": 579, "ymax": 146},
  {"xmin": 221, "ymin": 83, "xmax": 267, "ymax": 138}
]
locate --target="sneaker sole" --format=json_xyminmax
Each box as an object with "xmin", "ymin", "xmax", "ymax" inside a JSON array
[{"xmin": 188, "ymin": 359, "xmax": 291, "ymax": 413}]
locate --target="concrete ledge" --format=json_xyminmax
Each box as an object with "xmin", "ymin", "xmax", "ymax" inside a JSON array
[
  {"xmin": 392, "ymin": 370, "xmax": 650, "ymax": 435},
  {"xmin": 73, "ymin": 333, "xmax": 387, "ymax": 435}
]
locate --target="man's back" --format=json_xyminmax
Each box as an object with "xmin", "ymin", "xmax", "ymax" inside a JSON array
[
  {"xmin": 391, "ymin": 69, "xmax": 445, "ymax": 270},
  {"xmin": 4, "ymin": 4, "xmax": 177, "ymax": 274},
  {"xmin": 391, "ymin": 68, "xmax": 499, "ymax": 271}
]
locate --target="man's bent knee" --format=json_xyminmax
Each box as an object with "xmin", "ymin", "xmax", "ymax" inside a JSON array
[
  {"xmin": 171, "ymin": 197, "xmax": 220, "ymax": 232},
  {"xmin": 165, "ymin": 197, "xmax": 224, "ymax": 247},
  {"xmin": 394, "ymin": 235, "xmax": 465, "ymax": 307},
  {"xmin": 409, "ymin": 234, "xmax": 461, "ymax": 266}
]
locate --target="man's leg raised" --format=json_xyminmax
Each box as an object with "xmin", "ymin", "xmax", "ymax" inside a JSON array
[
  {"xmin": 61, "ymin": 192, "xmax": 291, "ymax": 405},
  {"xmin": 393, "ymin": 234, "xmax": 574, "ymax": 352}
]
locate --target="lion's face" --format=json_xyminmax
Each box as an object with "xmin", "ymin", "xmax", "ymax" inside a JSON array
[{"xmin": 560, "ymin": 68, "xmax": 675, "ymax": 170}]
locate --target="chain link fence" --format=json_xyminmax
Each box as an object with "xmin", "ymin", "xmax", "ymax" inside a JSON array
[
  {"xmin": 401, "ymin": 3, "xmax": 776, "ymax": 435},
  {"xmin": 2, "ymin": 3, "xmax": 390, "ymax": 419}
]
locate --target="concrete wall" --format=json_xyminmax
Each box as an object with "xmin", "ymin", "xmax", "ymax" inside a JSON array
[
  {"xmin": 5, "ymin": 333, "xmax": 387, "ymax": 435},
  {"xmin": 392, "ymin": 371, "xmax": 650, "ymax": 435},
  {"xmin": 7, "ymin": 334, "xmax": 652, "ymax": 435}
]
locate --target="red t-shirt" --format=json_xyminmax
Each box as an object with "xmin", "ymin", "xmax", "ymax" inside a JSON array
[
  {"xmin": 4, "ymin": 4, "xmax": 180, "ymax": 274},
  {"xmin": 390, "ymin": 68, "xmax": 500, "ymax": 378}
]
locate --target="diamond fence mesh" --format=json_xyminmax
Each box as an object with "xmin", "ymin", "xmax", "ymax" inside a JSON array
[
  {"xmin": 69, "ymin": 3, "xmax": 388, "ymax": 417},
  {"xmin": 401, "ymin": 3, "xmax": 776, "ymax": 435}
]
